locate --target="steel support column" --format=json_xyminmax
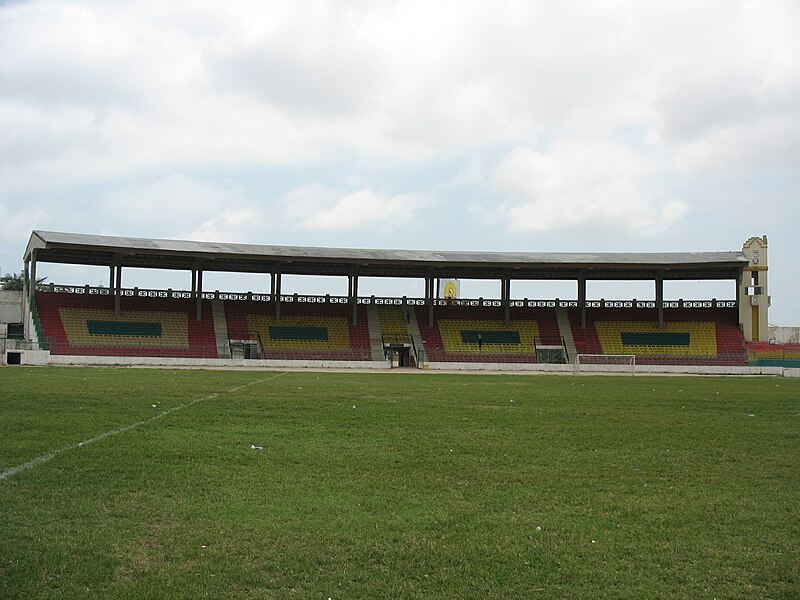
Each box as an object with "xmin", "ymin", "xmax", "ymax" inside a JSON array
[
  {"xmin": 114, "ymin": 265, "xmax": 122, "ymax": 317},
  {"xmin": 426, "ymin": 275, "xmax": 434, "ymax": 327},
  {"xmin": 502, "ymin": 276, "xmax": 511, "ymax": 326},
  {"xmin": 349, "ymin": 271, "xmax": 359, "ymax": 326},
  {"xmin": 196, "ymin": 269, "xmax": 203, "ymax": 321},
  {"xmin": 274, "ymin": 271, "xmax": 282, "ymax": 322},
  {"xmin": 655, "ymin": 275, "xmax": 664, "ymax": 329},
  {"xmin": 578, "ymin": 271, "xmax": 587, "ymax": 329}
]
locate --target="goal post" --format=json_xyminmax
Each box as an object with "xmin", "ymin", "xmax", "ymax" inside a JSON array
[{"xmin": 574, "ymin": 354, "xmax": 636, "ymax": 375}]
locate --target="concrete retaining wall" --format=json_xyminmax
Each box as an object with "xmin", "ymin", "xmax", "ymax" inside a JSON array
[
  {"xmin": 634, "ymin": 364, "xmax": 784, "ymax": 376},
  {"xmin": 427, "ymin": 361, "xmax": 786, "ymax": 376},
  {"xmin": 0, "ymin": 291, "xmax": 22, "ymax": 324},
  {"xmin": 4, "ymin": 353, "xmax": 792, "ymax": 376},
  {"xmin": 48, "ymin": 355, "xmax": 391, "ymax": 370},
  {"xmin": 3, "ymin": 349, "xmax": 50, "ymax": 366},
  {"xmin": 769, "ymin": 326, "xmax": 800, "ymax": 344},
  {"xmin": 426, "ymin": 362, "xmax": 572, "ymax": 373}
]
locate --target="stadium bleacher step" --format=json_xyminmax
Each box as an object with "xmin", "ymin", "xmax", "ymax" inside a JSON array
[
  {"xmin": 211, "ymin": 300, "xmax": 230, "ymax": 358},
  {"xmin": 555, "ymin": 306, "xmax": 577, "ymax": 363},
  {"xmin": 365, "ymin": 304, "xmax": 387, "ymax": 361},
  {"xmin": 405, "ymin": 307, "xmax": 425, "ymax": 362}
]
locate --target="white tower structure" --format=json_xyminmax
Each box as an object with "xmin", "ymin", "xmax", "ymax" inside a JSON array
[{"xmin": 738, "ymin": 236, "xmax": 769, "ymax": 342}]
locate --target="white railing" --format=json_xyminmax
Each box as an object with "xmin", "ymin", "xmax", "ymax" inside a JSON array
[{"xmin": 33, "ymin": 283, "xmax": 737, "ymax": 309}]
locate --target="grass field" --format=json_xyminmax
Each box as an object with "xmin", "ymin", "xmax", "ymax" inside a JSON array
[{"xmin": 1, "ymin": 367, "xmax": 798, "ymax": 599}]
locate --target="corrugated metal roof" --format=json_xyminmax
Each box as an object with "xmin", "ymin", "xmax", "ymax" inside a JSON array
[{"xmin": 24, "ymin": 230, "xmax": 749, "ymax": 280}]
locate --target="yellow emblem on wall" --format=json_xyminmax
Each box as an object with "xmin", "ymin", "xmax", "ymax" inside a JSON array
[{"xmin": 442, "ymin": 279, "xmax": 459, "ymax": 299}]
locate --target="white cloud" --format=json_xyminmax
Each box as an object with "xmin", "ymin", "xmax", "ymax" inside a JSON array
[
  {"xmin": 280, "ymin": 184, "xmax": 430, "ymax": 232},
  {"xmin": 100, "ymin": 173, "xmax": 248, "ymax": 223},
  {"xmin": 2, "ymin": 0, "xmax": 798, "ymax": 185},
  {"xmin": 0, "ymin": 0, "xmax": 797, "ymax": 323},
  {"xmin": 180, "ymin": 207, "xmax": 267, "ymax": 243},
  {"xmin": 648, "ymin": 1, "xmax": 800, "ymax": 178},
  {"xmin": 95, "ymin": 172, "xmax": 268, "ymax": 242},
  {"xmin": 205, "ymin": 3, "xmax": 388, "ymax": 117},
  {"xmin": 487, "ymin": 143, "xmax": 688, "ymax": 236},
  {"xmin": 673, "ymin": 116, "xmax": 800, "ymax": 179},
  {"xmin": 0, "ymin": 202, "xmax": 49, "ymax": 241}
]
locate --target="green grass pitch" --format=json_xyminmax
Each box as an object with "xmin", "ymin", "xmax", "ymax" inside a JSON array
[{"xmin": 1, "ymin": 367, "xmax": 798, "ymax": 599}]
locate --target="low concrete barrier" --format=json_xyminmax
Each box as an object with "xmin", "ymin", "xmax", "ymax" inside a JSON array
[
  {"xmin": 4, "ymin": 349, "xmax": 50, "ymax": 366},
  {"xmin": 47, "ymin": 355, "xmax": 390, "ymax": 370},
  {"xmin": 426, "ymin": 362, "xmax": 572, "ymax": 373},
  {"xmin": 9, "ymin": 354, "xmax": 794, "ymax": 376},
  {"xmin": 427, "ymin": 361, "xmax": 787, "ymax": 376}
]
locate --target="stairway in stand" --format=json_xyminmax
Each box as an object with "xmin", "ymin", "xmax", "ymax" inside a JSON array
[
  {"xmin": 211, "ymin": 300, "xmax": 230, "ymax": 358},
  {"xmin": 365, "ymin": 305, "xmax": 387, "ymax": 361},
  {"xmin": 404, "ymin": 307, "xmax": 425, "ymax": 364},
  {"xmin": 555, "ymin": 306, "xmax": 576, "ymax": 363}
]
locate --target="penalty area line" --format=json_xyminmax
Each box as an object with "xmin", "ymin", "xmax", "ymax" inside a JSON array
[{"xmin": 0, "ymin": 371, "xmax": 289, "ymax": 482}]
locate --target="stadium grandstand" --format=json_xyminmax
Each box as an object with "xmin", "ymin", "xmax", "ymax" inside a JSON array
[{"xmin": 2, "ymin": 231, "xmax": 798, "ymax": 374}]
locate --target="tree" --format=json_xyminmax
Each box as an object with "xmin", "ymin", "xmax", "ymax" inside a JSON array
[
  {"xmin": 1, "ymin": 272, "xmax": 23, "ymax": 291},
  {"xmin": 1, "ymin": 272, "xmax": 47, "ymax": 291}
]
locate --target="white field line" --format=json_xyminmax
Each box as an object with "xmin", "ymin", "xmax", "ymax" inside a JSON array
[{"xmin": 0, "ymin": 371, "xmax": 288, "ymax": 482}]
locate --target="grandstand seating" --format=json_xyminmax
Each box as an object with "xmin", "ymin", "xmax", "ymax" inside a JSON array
[
  {"xmin": 568, "ymin": 307, "xmax": 748, "ymax": 366},
  {"xmin": 34, "ymin": 291, "xmax": 218, "ymax": 358},
  {"xmin": 746, "ymin": 342, "xmax": 800, "ymax": 368},
  {"xmin": 378, "ymin": 306, "xmax": 411, "ymax": 343},
  {"xmin": 224, "ymin": 300, "xmax": 371, "ymax": 360},
  {"xmin": 32, "ymin": 289, "xmax": 753, "ymax": 367},
  {"xmin": 414, "ymin": 305, "xmax": 561, "ymax": 363}
]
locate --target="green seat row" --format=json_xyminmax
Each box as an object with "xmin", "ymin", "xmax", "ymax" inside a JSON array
[
  {"xmin": 460, "ymin": 330, "xmax": 521, "ymax": 344},
  {"xmin": 87, "ymin": 320, "xmax": 162, "ymax": 337},
  {"xmin": 621, "ymin": 332, "xmax": 690, "ymax": 346}
]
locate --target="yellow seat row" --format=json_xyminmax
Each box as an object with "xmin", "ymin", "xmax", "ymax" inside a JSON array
[
  {"xmin": 246, "ymin": 315, "xmax": 352, "ymax": 352},
  {"xmin": 595, "ymin": 321, "xmax": 717, "ymax": 356},
  {"xmin": 437, "ymin": 319, "xmax": 540, "ymax": 355},
  {"xmin": 378, "ymin": 307, "xmax": 410, "ymax": 341},
  {"xmin": 59, "ymin": 308, "xmax": 190, "ymax": 348}
]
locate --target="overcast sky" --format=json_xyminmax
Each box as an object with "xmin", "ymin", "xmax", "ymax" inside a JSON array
[{"xmin": 2, "ymin": 0, "xmax": 799, "ymax": 325}]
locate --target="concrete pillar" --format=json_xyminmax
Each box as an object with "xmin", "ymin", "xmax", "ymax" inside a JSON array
[
  {"xmin": 29, "ymin": 255, "xmax": 37, "ymax": 343},
  {"xmin": 29, "ymin": 254, "xmax": 37, "ymax": 303},
  {"xmin": 23, "ymin": 258, "xmax": 30, "ymax": 340}
]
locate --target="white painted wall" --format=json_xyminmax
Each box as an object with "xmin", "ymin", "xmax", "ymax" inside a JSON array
[
  {"xmin": 769, "ymin": 327, "xmax": 800, "ymax": 344},
  {"xmin": 0, "ymin": 291, "xmax": 23, "ymax": 323}
]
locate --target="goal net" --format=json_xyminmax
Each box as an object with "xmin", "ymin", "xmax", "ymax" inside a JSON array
[{"xmin": 574, "ymin": 354, "xmax": 636, "ymax": 375}]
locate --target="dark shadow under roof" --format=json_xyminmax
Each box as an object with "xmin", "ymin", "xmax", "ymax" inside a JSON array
[{"xmin": 24, "ymin": 230, "xmax": 749, "ymax": 281}]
